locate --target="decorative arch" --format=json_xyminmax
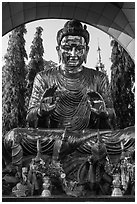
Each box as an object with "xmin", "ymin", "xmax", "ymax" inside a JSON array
[{"xmin": 2, "ymin": 2, "xmax": 135, "ymax": 60}]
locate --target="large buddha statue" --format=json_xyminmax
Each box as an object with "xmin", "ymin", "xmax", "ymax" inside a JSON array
[
  {"xmin": 26, "ymin": 19, "xmax": 111, "ymax": 131},
  {"xmin": 3, "ymin": 19, "xmax": 135, "ymax": 197}
]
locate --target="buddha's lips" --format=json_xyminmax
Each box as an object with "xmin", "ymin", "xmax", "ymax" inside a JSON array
[{"xmin": 68, "ymin": 59, "xmax": 79, "ymax": 66}]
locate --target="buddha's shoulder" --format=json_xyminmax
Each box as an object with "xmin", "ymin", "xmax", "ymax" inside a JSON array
[
  {"xmin": 37, "ymin": 65, "xmax": 59, "ymax": 78},
  {"xmin": 83, "ymin": 66, "xmax": 105, "ymax": 77}
]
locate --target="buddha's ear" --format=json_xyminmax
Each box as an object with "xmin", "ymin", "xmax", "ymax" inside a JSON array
[
  {"xmin": 56, "ymin": 46, "xmax": 61, "ymax": 63},
  {"xmin": 84, "ymin": 46, "xmax": 89, "ymax": 64}
]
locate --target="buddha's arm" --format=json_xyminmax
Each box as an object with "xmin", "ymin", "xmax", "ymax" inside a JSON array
[
  {"xmin": 95, "ymin": 73, "xmax": 107, "ymax": 100},
  {"xmin": 96, "ymin": 73, "xmax": 116, "ymax": 128},
  {"xmin": 26, "ymin": 72, "xmax": 48, "ymax": 127}
]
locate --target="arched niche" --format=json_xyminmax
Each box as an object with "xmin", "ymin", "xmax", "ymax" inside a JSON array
[{"xmin": 2, "ymin": 2, "xmax": 135, "ymax": 61}]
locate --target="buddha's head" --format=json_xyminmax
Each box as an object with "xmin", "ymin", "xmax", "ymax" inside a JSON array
[{"xmin": 56, "ymin": 19, "xmax": 90, "ymax": 73}]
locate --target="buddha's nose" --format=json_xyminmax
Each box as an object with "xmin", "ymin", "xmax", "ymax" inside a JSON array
[{"xmin": 71, "ymin": 47, "xmax": 76, "ymax": 56}]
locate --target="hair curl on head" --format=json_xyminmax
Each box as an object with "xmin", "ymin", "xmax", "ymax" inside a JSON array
[{"xmin": 57, "ymin": 19, "xmax": 90, "ymax": 46}]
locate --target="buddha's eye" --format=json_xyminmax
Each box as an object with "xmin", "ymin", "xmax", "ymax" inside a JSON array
[
  {"xmin": 76, "ymin": 45, "xmax": 85, "ymax": 52},
  {"xmin": 61, "ymin": 45, "xmax": 71, "ymax": 51}
]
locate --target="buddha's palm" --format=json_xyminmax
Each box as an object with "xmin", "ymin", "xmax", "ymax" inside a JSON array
[{"xmin": 87, "ymin": 91, "xmax": 107, "ymax": 115}]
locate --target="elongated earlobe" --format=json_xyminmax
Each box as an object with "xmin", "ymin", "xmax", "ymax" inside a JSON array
[
  {"xmin": 84, "ymin": 56, "xmax": 87, "ymax": 64},
  {"xmin": 58, "ymin": 55, "xmax": 61, "ymax": 63},
  {"xmin": 84, "ymin": 46, "xmax": 89, "ymax": 64},
  {"xmin": 56, "ymin": 46, "xmax": 61, "ymax": 63}
]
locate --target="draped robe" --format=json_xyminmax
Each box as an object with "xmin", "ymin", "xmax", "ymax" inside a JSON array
[{"xmin": 26, "ymin": 65, "xmax": 110, "ymax": 130}]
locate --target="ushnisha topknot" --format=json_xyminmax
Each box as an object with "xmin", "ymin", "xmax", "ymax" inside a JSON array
[{"xmin": 57, "ymin": 19, "xmax": 90, "ymax": 46}]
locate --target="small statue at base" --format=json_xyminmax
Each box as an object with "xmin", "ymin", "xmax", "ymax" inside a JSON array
[
  {"xmin": 41, "ymin": 176, "xmax": 51, "ymax": 197},
  {"xmin": 12, "ymin": 167, "xmax": 31, "ymax": 197},
  {"xmin": 111, "ymin": 174, "xmax": 123, "ymax": 197}
]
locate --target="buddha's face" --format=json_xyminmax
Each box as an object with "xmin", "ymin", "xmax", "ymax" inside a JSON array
[{"xmin": 57, "ymin": 35, "xmax": 89, "ymax": 72}]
